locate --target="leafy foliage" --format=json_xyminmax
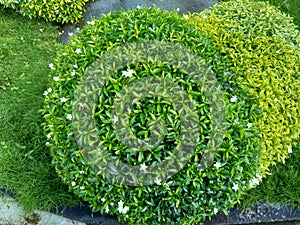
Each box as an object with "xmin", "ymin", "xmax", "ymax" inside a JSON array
[
  {"xmin": 189, "ymin": 0, "xmax": 300, "ymax": 170},
  {"xmin": 43, "ymin": 7, "xmax": 267, "ymax": 225},
  {"xmin": 0, "ymin": 0, "xmax": 89, "ymax": 23}
]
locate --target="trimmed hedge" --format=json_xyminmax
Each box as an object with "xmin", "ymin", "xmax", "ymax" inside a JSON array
[
  {"xmin": 0, "ymin": 0, "xmax": 89, "ymax": 23},
  {"xmin": 189, "ymin": 0, "xmax": 300, "ymax": 170},
  {"xmin": 43, "ymin": 6, "xmax": 268, "ymax": 225}
]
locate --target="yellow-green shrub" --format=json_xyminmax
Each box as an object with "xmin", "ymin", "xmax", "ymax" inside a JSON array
[
  {"xmin": 188, "ymin": 0, "xmax": 300, "ymax": 170},
  {"xmin": 0, "ymin": 0, "xmax": 89, "ymax": 23}
]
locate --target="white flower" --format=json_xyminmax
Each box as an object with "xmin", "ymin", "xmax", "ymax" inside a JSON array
[
  {"xmin": 76, "ymin": 27, "xmax": 80, "ymax": 31},
  {"xmin": 213, "ymin": 208, "xmax": 219, "ymax": 215},
  {"xmin": 127, "ymin": 108, "xmax": 132, "ymax": 114},
  {"xmin": 249, "ymin": 177, "xmax": 260, "ymax": 188},
  {"xmin": 101, "ymin": 198, "xmax": 106, "ymax": 202},
  {"xmin": 183, "ymin": 14, "xmax": 189, "ymax": 19},
  {"xmin": 214, "ymin": 162, "xmax": 222, "ymax": 169},
  {"xmin": 232, "ymin": 183, "xmax": 239, "ymax": 192},
  {"xmin": 140, "ymin": 163, "xmax": 148, "ymax": 172},
  {"xmin": 68, "ymin": 32, "xmax": 74, "ymax": 36},
  {"xmin": 274, "ymin": 98, "xmax": 280, "ymax": 103},
  {"xmin": 202, "ymin": 15, "xmax": 208, "ymax": 19},
  {"xmin": 176, "ymin": 7, "xmax": 180, "ymax": 12},
  {"xmin": 53, "ymin": 76, "xmax": 59, "ymax": 82},
  {"xmin": 122, "ymin": 69, "xmax": 134, "ymax": 78},
  {"xmin": 58, "ymin": 31, "xmax": 64, "ymax": 36},
  {"xmin": 80, "ymin": 186, "xmax": 85, "ymax": 190},
  {"xmin": 39, "ymin": 29, "xmax": 43, "ymax": 32},
  {"xmin": 136, "ymin": 5, "xmax": 141, "ymax": 9},
  {"xmin": 66, "ymin": 114, "xmax": 73, "ymax": 120},
  {"xmin": 46, "ymin": 142, "xmax": 50, "ymax": 145},
  {"xmin": 105, "ymin": 205, "xmax": 109, "ymax": 213},
  {"xmin": 113, "ymin": 115, "xmax": 119, "ymax": 123},
  {"xmin": 47, "ymin": 88, "xmax": 52, "ymax": 93},
  {"xmin": 87, "ymin": 20, "xmax": 95, "ymax": 25},
  {"xmin": 230, "ymin": 96, "xmax": 238, "ymax": 103},
  {"xmin": 49, "ymin": 63, "xmax": 55, "ymax": 70},
  {"xmin": 71, "ymin": 71, "xmax": 76, "ymax": 76},
  {"xmin": 79, "ymin": 170, "xmax": 84, "ymax": 174},
  {"xmin": 288, "ymin": 146, "xmax": 293, "ymax": 154},
  {"xmin": 247, "ymin": 123, "xmax": 252, "ymax": 128},
  {"xmin": 60, "ymin": 97, "xmax": 67, "ymax": 103},
  {"xmin": 75, "ymin": 48, "xmax": 81, "ymax": 54},
  {"xmin": 118, "ymin": 200, "xmax": 129, "ymax": 214},
  {"xmin": 154, "ymin": 178, "xmax": 161, "ymax": 185},
  {"xmin": 71, "ymin": 181, "xmax": 76, "ymax": 187},
  {"xmin": 276, "ymin": 50, "xmax": 281, "ymax": 54},
  {"xmin": 73, "ymin": 64, "xmax": 78, "ymax": 69},
  {"xmin": 47, "ymin": 133, "xmax": 51, "ymax": 139},
  {"xmin": 43, "ymin": 90, "xmax": 49, "ymax": 96},
  {"xmin": 62, "ymin": 52, "xmax": 67, "ymax": 56}
]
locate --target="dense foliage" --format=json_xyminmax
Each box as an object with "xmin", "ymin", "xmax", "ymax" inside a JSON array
[
  {"xmin": 0, "ymin": 0, "xmax": 89, "ymax": 23},
  {"xmin": 43, "ymin": 6, "xmax": 269, "ymax": 225}
]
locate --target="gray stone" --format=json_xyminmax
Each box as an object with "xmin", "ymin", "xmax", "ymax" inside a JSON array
[{"xmin": 61, "ymin": 0, "xmax": 218, "ymax": 43}]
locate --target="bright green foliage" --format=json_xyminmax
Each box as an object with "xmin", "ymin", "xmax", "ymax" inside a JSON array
[
  {"xmin": 189, "ymin": 0, "xmax": 300, "ymax": 171},
  {"xmin": 0, "ymin": 0, "xmax": 89, "ymax": 23},
  {"xmin": 43, "ymin": 7, "xmax": 267, "ymax": 225}
]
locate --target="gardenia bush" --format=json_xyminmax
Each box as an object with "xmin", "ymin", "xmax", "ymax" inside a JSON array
[
  {"xmin": 0, "ymin": 0, "xmax": 89, "ymax": 23},
  {"xmin": 43, "ymin": 2, "xmax": 299, "ymax": 225}
]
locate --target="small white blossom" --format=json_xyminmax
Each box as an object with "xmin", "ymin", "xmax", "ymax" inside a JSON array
[
  {"xmin": 79, "ymin": 170, "xmax": 84, "ymax": 174},
  {"xmin": 247, "ymin": 123, "xmax": 252, "ymax": 128},
  {"xmin": 87, "ymin": 20, "xmax": 95, "ymax": 25},
  {"xmin": 80, "ymin": 186, "xmax": 85, "ymax": 190},
  {"xmin": 213, "ymin": 208, "xmax": 219, "ymax": 215},
  {"xmin": 101, "ymin": 198, "xmax": 106, "ymax": 202},
  {"xmin": 66, "ymin": 114, "xmax": 73, "ymax": 120},
  {"xmin": 71, "ymin": 71, "xmax": 76, "ymax": 76},
  {"xmin": 73, "ymin": 64, "xmax": 78, "ymax": 69},
  {"xmin": 105, "ymin": 205, "xmax": 109, "ymax": 213},
  {"xmin": 53, "ymin": 76, "xmax": 59, "ymax": 82},
  {"xmin": 127, "ymin": 108, "xmax": 132, "ymax": 114},
  {"xmin": 202, "ymin": 15, "xmax": 208, "ymax": 19},
  {"xmin": 49, "ymin": 63, "xmax": 55, "ymax": 70},
  {"xmin": 122, "ymin": 69, "xmax": 134, "ymax": 78},
  {"xmin": 60, "ymin": 97, "xmax": 67, "ymax": 103},
  {"xmin": 154, "ymin": 178, "xmax": 162, "ymax": 185},
  {"xmin": 47, "ymin": 88, "xmax": 52, "ymax": 93},
  {"xmin": 59, "ymin": 31, "xmax": 64, "ymax": 36},
  {"xmin": 75, "ymin": 48, "xmax": 82, "ymax": 54},
  {"xmin": 43, "ymin": 90, "xmax": 49, "ymax": 96},
  {"xmin": 46, "ymin": 142, "xmax": 50, "ymax": 146},
  {"xmin": 249, "ymin": 177, "xmax": 260, "ymax": 188},
  {"xmin": 62, "ymin": 52, "xmax": 67, "ymax": 56},
  {"xmin": 232, "ymin": 183, "xmax": 239, "ymax": 192},
  {"xmin": 230, "ymin": 96, "xmax": 238, "ymax": 103},
  {"xmin": 183, "ymin": 14, "xmax": 189, "ymax": 19},
  {"xmin": 274, "ymin": 98, "xmax": 280, "ymax": 103},
  {"xmin": 214, "ymin": 162, "xmax": 222, "ymax": 169},
  {"xmin": 140, "ymin": 163, "xmax": 148, "ymax": 172},
  {"xmin": 76, "ymin": 27, "xmax": 80, "ymax": 31},
  {"xmin": 68, "ymin": 32, "xmax": 74, "ymax": 36},
  {"xmin": 71, "ymin": 181, "xmax": 76, "ymax": 187},
  {"xmin": 288, "ymin": 146, "xmax": 293, "ymax": 154},
  {"xmin": 276, "ymin": 50, "xmax": 281, "ymax": 54},
  {"xmin": 46, "ymin": 105, "xmax": 50, "ymax": 108},
  {"xmin": 176, "ymin": 8, "xmax": 180, "ymax": 12},
  {"xmin": 118, "ymin": 200, "xmax": 129, "ymax": 214},
  {"xmin": 113, "ymin": 115, "xmax": 119, "ymax": 123},
  {"xmin": 47, "ymin": 133, "xmax": 51, "ymax": 139},
  {"xmin": 136, "ymin": 5, "xmax": 141, "ymax": 9},
  {"xmin": 39, "ymin": 29, "xmax": 43, "ymax": 32}
]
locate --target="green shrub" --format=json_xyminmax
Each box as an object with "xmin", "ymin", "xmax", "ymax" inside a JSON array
[
  {"xmin": 188, "ymin": 0, "xmax": 300, "ymax": 170},
  {"xmin": 43, "ymin": 7, "xmax": 267, "ymax": 225},
  {"xmin": 0, "ymin": 0, "xmax": 89, "ymax": 23}
]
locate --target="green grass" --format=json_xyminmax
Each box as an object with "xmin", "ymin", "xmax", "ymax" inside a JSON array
[
  {"xmin": 0, "ymin": 8, "xmax": 80, "ymax": 212},
  {"xmin": 0, "ymin": 0, "xmax": 299, "ymax": 216}
]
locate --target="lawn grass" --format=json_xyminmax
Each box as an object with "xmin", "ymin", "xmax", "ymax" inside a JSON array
[
  {"xmin": 0, "ymin": 8, "xmax": 80, "ymax": 212},
  {"xmin": 0, "ymin": 0, "xmax": 299, "ymax": 216}
]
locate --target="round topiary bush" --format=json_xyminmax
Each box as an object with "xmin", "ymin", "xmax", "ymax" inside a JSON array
[
  {"xmin": 188, "ymin": 0, "xmax": 300, "ymax": 169},
  {"xmin": 42, "ymin": 4, "xmax": 298, "ymax": 225}
]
